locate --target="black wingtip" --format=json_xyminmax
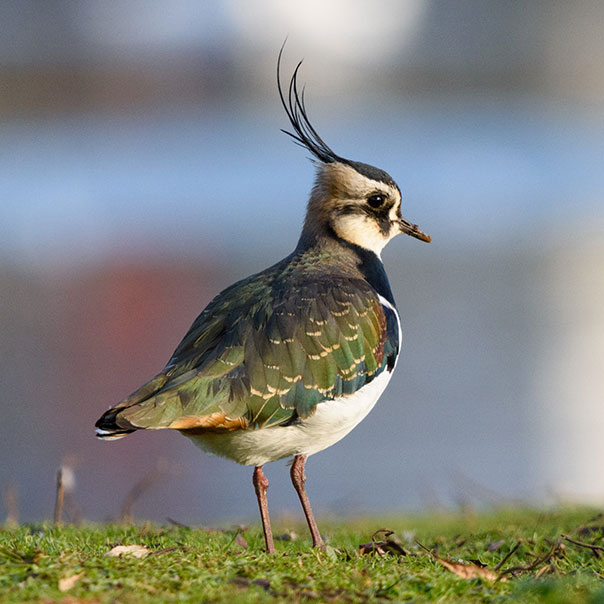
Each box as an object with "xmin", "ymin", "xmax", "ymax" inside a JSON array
[
  {"xmin": 277, "ymin": 42, "xmax": 343, "ymax": 165},
  {"xmin": 95, "ymin": 408, "xmax": 135, "ymax": 440}
]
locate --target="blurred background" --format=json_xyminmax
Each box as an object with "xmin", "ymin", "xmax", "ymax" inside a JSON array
[{"xmin": 2, "ymin": 0, "xmax": 604, "ymax": 526}]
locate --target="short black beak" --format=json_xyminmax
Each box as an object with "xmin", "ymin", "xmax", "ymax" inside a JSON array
[{"xmin": 399, "ymin": 217, "xmax": 431, "ymax": 243}]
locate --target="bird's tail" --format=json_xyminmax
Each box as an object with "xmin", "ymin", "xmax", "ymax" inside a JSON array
[
  {"xmin": 95, "ymin": 408, "xmax": 136, "ymax": 440},
  {"xmin": 94, "ymin": 372, "xmax": 170, "ymax": 440}
]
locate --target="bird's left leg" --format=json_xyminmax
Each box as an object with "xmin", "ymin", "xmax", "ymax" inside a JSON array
[{"xmin": 290, "ymin": 454, "xmax": 324, "ymax": 549}]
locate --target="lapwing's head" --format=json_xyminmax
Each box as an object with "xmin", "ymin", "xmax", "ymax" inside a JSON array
[{"xmin": 279, "ymin": 51, "xmax": 430, "ymax": 256}]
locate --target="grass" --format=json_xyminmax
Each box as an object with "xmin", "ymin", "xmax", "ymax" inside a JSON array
[{"xmin": 2, "ymin": 508, "xmax": 604, "ymax": 602}]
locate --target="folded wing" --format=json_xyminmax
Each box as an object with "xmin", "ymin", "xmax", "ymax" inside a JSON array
[{"xmin": 95, "ymin": 270, "xmax": 398, "ymax": 438}]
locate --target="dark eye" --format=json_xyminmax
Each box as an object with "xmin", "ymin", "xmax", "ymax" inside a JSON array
[{"xmin": 367, "ymin": 194, "xmax": 386, "ymax": 208}]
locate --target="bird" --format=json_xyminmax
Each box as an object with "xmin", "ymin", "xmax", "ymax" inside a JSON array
[{"xmin": 95, "ymin": 48, "xmax": 430, "ymax": 554}]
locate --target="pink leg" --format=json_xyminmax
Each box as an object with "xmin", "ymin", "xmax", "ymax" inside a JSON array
[
  {"xmin": 290, "ymin": 455, "xmax": 324, "ymax": 549},
  {"xmin": 252, "ymin": 466, "xmax": 276, "ymax": 554}
]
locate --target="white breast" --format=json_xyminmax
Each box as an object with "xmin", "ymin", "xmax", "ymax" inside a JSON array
[{"xmin": 185, "ymin": 369, "xmax": 393, "ymax": 466}]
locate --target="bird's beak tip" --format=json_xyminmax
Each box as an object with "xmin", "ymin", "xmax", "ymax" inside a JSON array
[{"xmin": 399, "ymin": 218, "xmax": 431, "ymax": 243}]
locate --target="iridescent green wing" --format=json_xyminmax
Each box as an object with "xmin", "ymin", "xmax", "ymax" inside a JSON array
[
  {"xmin": 110, "ymin": 271, "xmax": 395, "ymax": 433},
  {"xmin": 253, "ymin": 276, "xmax": 391, "ymax": 423}
]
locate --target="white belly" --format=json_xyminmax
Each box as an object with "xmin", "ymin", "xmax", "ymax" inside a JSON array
[{"xmin": 185, "ymin": 369, "xmax": 392, "ymax": 466}]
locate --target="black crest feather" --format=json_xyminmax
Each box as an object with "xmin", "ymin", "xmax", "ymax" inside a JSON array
[
  {"xmin": 277, "ymin": 44, "xmax": 342, "ymax": 164},
  {"xmin": 276, "ymin": 43, "xmax": 398, "ymax": 189}
]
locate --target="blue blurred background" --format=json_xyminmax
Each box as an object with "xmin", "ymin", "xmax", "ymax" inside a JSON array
[{"xmin": 2, "ymin": 0, "xmax": 604, "ymax": 525}]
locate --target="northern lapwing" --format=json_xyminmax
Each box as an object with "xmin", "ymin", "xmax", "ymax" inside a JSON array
[{"xmin": 95, "ymin": 49, "xmax": 430, "ymax": 553}]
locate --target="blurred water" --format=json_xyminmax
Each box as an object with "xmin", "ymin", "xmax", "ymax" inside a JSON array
[
  {"xmin": 2, "ymin": 97, "xmax": 604, "ymax": 267},
  {"xmin": 1, "ymin": 99, "xmax": 604, "ymax": 524}
]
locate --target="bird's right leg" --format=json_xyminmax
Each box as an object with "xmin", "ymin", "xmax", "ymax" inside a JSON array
[
  {"xmin": 290, "ymin": 454, "xmax": 324, "ymax": 549},
  {"xmin": 252, "ymin": 466, "xmax": 275, "ymax": 554}
]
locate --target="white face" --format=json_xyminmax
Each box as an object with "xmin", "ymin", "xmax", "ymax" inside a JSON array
[{"xmin": 326, "ymin": 163, "xmax": 403, "ymax": 256}]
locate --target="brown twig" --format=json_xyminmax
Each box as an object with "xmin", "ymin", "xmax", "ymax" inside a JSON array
[
  {"xmin": 54, "ymin": 468, "xmax": 64, "ymax": 525},
  {"xmin": 561, "ymin": 534, "xmax": 604, "ymax": 558},
  {"xmin": 499, "ymin": 541, "xmax": 562, "ymax": 577},
  {"xmin": 494, "ymin": 541, "xmax": 521, "ymax": 571},
  {"xmin": 416, "ymin": 541, "xmax": 434, "ymax": 556}
]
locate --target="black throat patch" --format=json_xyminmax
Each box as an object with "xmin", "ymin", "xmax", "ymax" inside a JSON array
[{"xmin": 337, "ymin": 240, "xmax": 397, "ymax": 306}]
